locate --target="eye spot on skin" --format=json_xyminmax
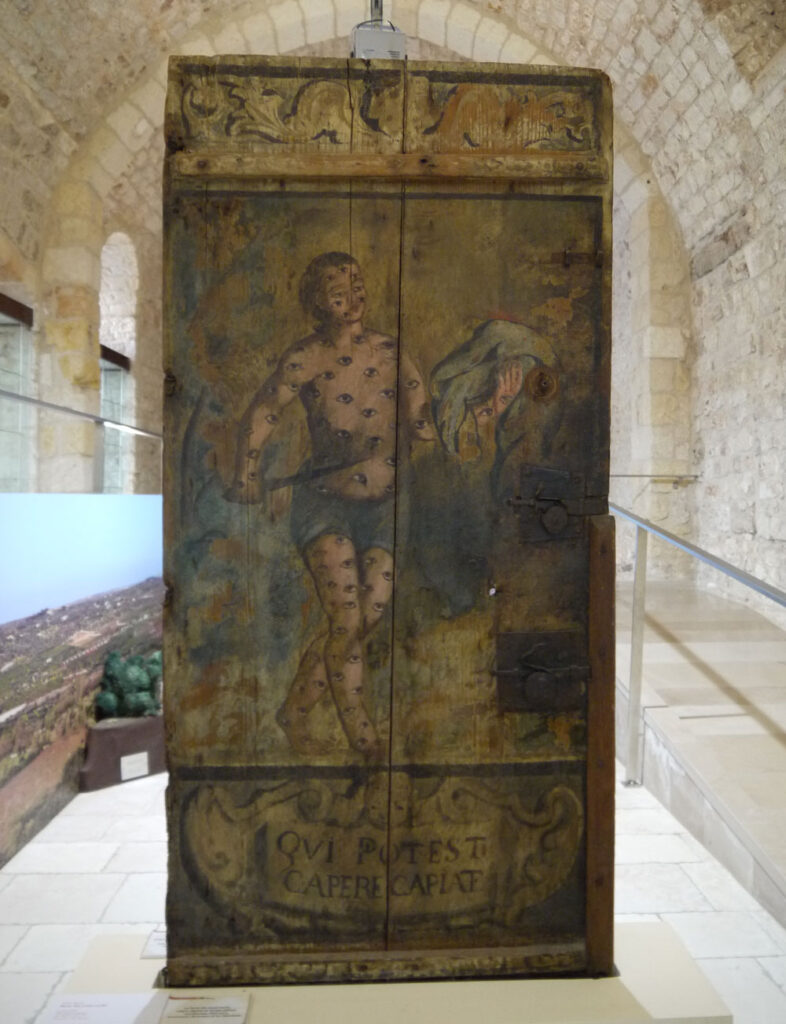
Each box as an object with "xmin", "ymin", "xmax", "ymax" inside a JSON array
[
  {"xmin": 405, "ymin": 378, "xmax": 419, "ymax": 389},
  {"xmin": 332, "ymin": 672, "xmax": 345, "ymax": 682},
  {"xmin": 352, "ymin": 473, "xmax": 368, "ymax": 485},
  {"xmin": 265, "ymin": 413, "xmax": 279, "ymax": 424},
  {"xmin": 385, "ymin": 456, "xmax": 396, "ymax": 467},
  {"xmin": 248, "ymin": 471, "xmax": 257, "ymax": 480},
  {"xmin": 288, "ymin": 383, "xmax": 300, "ymax": 392},
  {"xmin": 335, "ymin": 428, "xmax": 351, "ymax": 439},
  {"xmin": 337, "ymin": 393, "xmax": 354, "ymax": 404},
  {"xmin": 344, "ymin": 600, "xmax": 358, "ymax": 609},
  {"xmin": 335, "ymin": 535, "xmax": 347, "ymax": 544},
  {"xmin": 372, "ymin": 602, "xmax": 385, "ymax": 612},
  {"xmin": 247, "ymin": 449, "xmax": 259, "ymax": 459},
  {"xmin": 286, "ymin": 362, "xmax": 302, "ymax": 371},
  {"xmin": 385, "ymin": 484, "xmax": 394, "ymax": 493},
  {"xmin": 364, "ymin": 555, "xmax": 377, "ymax": 567},
  {"xmin": 341, "ymin": 558, "xmax": 354, "ymax": 568},
  {"xmin": 478, "ymin": 407, "xmax": 493, "ymax": 418},
  {"xmin": 381, "ymin": 340, "xmax": 395, "ymax": 349},
  {"xmin": 379, "ymin": 388, "xmax": 395, "ymax": 399},
  {"xmin": 361, "ymin": 408, "xmax": 378, "ymax": 418},
  {"xmin": 348, "ymin": 654, "xmax": 361, "ymax": 663},
  {"xmin": 415, "ymin": 419, "xmax": 428, "ymax": 429},
  {"xmin": 326, "ymin": 581, "xmax": 337, "ymax": 589},
  {"xmin": 322, "ymin": 370, "xmax": 335, "ymax": 380},
  {"xmin": 337, "ymin": 356, "xmax": 353, "ymax": 366},
  {"xmin": 310, "ymin": 387, "xmax": 321, "ymax": 398},
  {"xmin": 332, "ymin": 625, "xmax": 347, "ymax": 635},
  {"xmin": 363, "ymin": 367, "xmax": 378, "ymax": 377},
  {"xmin": 382, "ymin": 570, "xmax": 393, "ymax": 581},
  {"xmin": 316, "ymin": 679, "xmax": 326, "ymax": 689},
  {"xmin": 344, "ymin": 584, "xmax": 357, "ymax": 593},
  {"xmin": 368, "ymin": 436, "xmax": 382, "ymax": 446}
]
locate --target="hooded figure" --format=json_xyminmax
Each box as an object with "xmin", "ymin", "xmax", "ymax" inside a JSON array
[
  {"xmin": 403, "ymin": 319, "xmax": 563, "ymax": 620},
  {"xmin": 430, "ymin": 318, "xmax": 562, "ymax": 498}
]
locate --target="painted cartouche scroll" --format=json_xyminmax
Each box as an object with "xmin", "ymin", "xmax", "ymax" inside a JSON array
[{"xmin": 163, "ymin": 56, "xmax": 614, "ymax": 985}]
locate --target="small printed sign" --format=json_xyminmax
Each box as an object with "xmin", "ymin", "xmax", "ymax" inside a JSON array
[
  {"xmin": 142, "ymin": 926, "xmax": 167, "ymax": 958},
  {"xmin": 160, "ymin": 994, "xmax": 250, "ymax": 1022},
  {"xmin": 120, "ymin": 751, "xmax": 149, "ymax": 781}
]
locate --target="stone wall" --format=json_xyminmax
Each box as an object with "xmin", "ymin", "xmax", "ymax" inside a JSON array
[{"xmin": 0, "ymin": 0, "xmax": 782, "ymax": 611}]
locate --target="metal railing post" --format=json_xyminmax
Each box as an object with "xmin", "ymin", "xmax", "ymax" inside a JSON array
[
  {"xmin": 93, "ymin": 421, "xmax": 105, "ymax": 493},
  {"xmin": 625, "ymin": 525, "xmax": 648, "ymax": 785}
]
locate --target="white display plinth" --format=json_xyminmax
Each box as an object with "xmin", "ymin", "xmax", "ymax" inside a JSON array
[{"xmin": 49, "ymin": 923, "xmax": 730, "ymax": 1024}]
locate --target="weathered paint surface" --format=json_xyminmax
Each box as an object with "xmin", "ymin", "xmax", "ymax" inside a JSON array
[{"xmin": 163, "ymin": 56, "xmax": 614, "ymax": 983}]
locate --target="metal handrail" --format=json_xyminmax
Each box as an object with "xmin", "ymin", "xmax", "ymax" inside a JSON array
[
  {"xmin": 610, "ymin": 502, "xmax": 786, "ymax": 607},
  {"xmin": 0, "ymin": 387, "xmax": 162, "ymax": 441},
  {"xmin": 610, "ymin": 501, "xmax": 786, "ymax": 787}
]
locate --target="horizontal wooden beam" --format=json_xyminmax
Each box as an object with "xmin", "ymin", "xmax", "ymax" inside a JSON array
[{"xmin": 171, "ymin": 149, "xmax": 608, "ymax": 184}]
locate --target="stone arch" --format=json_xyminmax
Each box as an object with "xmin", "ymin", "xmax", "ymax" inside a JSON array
[{"xmin": 28, "ymin": 0, "xmax": 781, "ymax": 602}]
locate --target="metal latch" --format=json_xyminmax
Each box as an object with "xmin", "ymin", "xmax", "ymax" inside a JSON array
[
  {"xmin": 495, "ymin": 631, "xmax": 587, "ymax": 713},
  {"xmin": 506, "ymin": 465, "xmax": 605, "ymax": 542}
]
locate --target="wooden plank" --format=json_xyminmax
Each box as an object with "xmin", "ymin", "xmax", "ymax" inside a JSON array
[
  {"xmin": 171, "ymin": 150, "xmax": 609, "ymax": 183},
  {"xmin": 585, "ymin": 514, "xmax": 616, "ymax": 975},
  {"xmin": 164, "ymin": 53, "xmax": 615, "ymax": 983}
]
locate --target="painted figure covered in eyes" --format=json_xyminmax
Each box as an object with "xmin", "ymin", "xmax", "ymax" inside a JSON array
[{"xmin": 227, "ymin": 252, "xmax": 433, "ymax": 760}]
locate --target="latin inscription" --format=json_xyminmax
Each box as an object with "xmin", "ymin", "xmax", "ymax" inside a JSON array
[{"xmin": 270, "ymin": 826, "xmax": 491, "ymax": 911}]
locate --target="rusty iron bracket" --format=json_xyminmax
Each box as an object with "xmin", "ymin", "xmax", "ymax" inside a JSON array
[
  {"xmin": 506, "ymin": 465, "xmax": 606, "ymax": 543},
  {"xmin": 554, "ymin": 248, "xmax": 604, "ymax": 268},
  {"xmin": 494, "ymin": 630, "xmax": 587, "ymax": 713}
]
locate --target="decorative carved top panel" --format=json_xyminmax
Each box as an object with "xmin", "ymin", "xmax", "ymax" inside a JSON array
[{"xmin": 166, "ymin": 56, "xmax": 610, "ymax": 167}]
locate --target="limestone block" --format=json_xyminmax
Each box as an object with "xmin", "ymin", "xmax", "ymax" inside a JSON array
[
  {"xmin": 53, "ymin": 216, "xmax": 104, "ymax": 251},
  {"xmin": 38, "ymin": 453, "xmax": 95, "ymax": 494},
  {"xmin": 418, "ymin": 0, "xmax": 450, "ymax": 47},
  {"xmin": 334, "ymin": 0, "xmax": 361, "ymax": 36},
  {"xmin": 446, "ymin": 2, "xmax": 481, "ymax": 57},
  {"xmin": 269, "ymin": 1, "xmax": 306, "ymax": 52},
  {"xmin": 51, "ymin": 182, "xmax": 101, "ymax": 229},
  {"xmin": 51, "ymin": 286, "xmax": 98, "ymax": 321},
  {"xmin": 648, "ymin": 358, "xmax": 676, "ymax": 393},
  {"xmin": 132, "ymin": 76, "xmax": 168, "ymax": 127},
  {"xmin": 96, "ymin": 134, "xmax": 134, "ymax": 181},
  {"xmin": 302, "ymin": 0, "xmax": 335, "ymax": 45},
  {"xmin": 176, "ymin": 35, "xmax": 216, "ymax": 57},
  {"xmin": 388, "ymin": 0, "xmax": 417, "ymax": 35},
  {"xmin": 473, "ymin": 17, "xmax": 509, "ymax": 62},
  {"xmin": 240, "ymin": 12, "xmax": 276, "ymax": 51},
  {"xmin": 42, "ymin": 247, "xmax": 100, "ymax": 290},
  {"xmin": 84, "ymin": 160, "xmax": 114, "ymax": 201},
  {"xmin": 645, "ymin": 326, "xmax": 686, "ymax": 359}
]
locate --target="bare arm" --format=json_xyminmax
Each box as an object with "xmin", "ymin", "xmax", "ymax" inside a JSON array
[{"xmin": 226, "ymin": 342, "xmax": 315, "ymax": 503}]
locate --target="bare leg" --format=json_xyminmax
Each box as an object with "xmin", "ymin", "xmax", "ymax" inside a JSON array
[
  {"xmin": 360, "ymin": 546, "xmax": 394, "ymax": 636},
  {"xmin": 278, "ymin": 533, "xmax": 382, "ymax": 759}
]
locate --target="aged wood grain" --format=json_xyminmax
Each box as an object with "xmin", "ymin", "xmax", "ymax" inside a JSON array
[
  {"xmin": 170, "ymin": 150, "xmax": 609, "ymax": 183},
  {"xmin": 163, "ymin": 55, "xmax": 614, "ymax": 985}
]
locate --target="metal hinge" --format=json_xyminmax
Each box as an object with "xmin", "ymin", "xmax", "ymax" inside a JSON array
[
  {"xmin": 552, "ymin": 248, "xmax": 604, "ymax": 268},
  {"xmin": 506, "ymin": 465, "xmax": 606, "ymax": 543},
  {"xmin": 495, "ymin": 631, "xmax": 587, "ymax": 713}
]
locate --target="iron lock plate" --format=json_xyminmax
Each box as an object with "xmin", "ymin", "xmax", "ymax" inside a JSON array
[
  {"xmin": 506, "ymin": 464, "xmax": 606, "ymax": 543},
  {"xmin": 495, "ymin": 630, "xmax": 587, "ymax": 713}
]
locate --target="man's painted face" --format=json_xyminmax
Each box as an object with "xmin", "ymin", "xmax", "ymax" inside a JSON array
[{"xmin": 318, "ymin": 262, "xmax": 366, "ymax": 325}]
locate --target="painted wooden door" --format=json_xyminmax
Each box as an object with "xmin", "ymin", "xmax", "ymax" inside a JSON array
[{"xmin": 163, "ymin": 56, "xmax": 614, "ymax": 986}]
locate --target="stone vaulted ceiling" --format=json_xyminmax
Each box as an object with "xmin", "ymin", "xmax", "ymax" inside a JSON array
[{"xmin": 0, "ymin": 0, "xmax": 783, "ymax": 266}]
